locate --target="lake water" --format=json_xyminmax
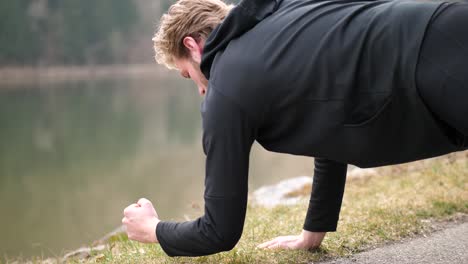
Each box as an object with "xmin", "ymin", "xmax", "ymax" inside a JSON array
[{"xmin": 0, "ymin": 73, "xmax": 312, "ymax": 258}]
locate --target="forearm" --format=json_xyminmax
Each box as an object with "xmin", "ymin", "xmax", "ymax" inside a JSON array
[
  {"xmin": 155, "ymin": 87, "xmax": 254, "ymax": 256},
  {"xmin": 303, "ymin": 158, "xmax": 347, "ymax": 232},
  {"xmin": 156, "ymin": 196, "xmax": 247, "ymax": 256}
]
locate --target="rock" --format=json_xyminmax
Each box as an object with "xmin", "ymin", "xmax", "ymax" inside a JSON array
[
  {"xmin": 93, "ymin": 225, "xmax": 126, "ymax": 245},
  {"xmin": 41, "ymin": 259, "xmax": 58, "ymax": 264},
  {"xmin": 347, "ymin": 167, "xmax": 378, "ymax": 178},
  {"xmin": 62, "ymin": 244, "xmax": 107, "ymax": 262},
  {"xmin": 252, "ymin": 176, "xmax": 312, "ymax": 207},
  {"xmin": 60, "ymin": 226, "xmax": 125, "ymax": 262}
]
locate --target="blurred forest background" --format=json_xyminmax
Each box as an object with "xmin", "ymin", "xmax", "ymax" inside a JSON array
[
  {"xmin": 2, "ymin": 0, "xmax": 460, "ymax": 67},
  {"xmin": 0, "ymin": 0, "xmax": 183, "ymax": 66}
]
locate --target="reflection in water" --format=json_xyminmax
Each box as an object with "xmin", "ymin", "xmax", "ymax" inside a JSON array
[{"xmin": 0, "ymin": 74, "xmax": 312, "ymax": 258}]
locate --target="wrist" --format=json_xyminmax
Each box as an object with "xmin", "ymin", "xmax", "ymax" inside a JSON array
[
  {"xmin": 152, "ymin": 218, "xmax": 161, "ymax": 243},
  {"xmin": 300, "ymin": 230, "xmax": 326, "ymax": 249}
]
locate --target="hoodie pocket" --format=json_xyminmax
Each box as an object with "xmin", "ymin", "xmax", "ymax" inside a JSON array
[{"xmin": 343, "ymin": 91, "xmax": 392, "ymax": 127}]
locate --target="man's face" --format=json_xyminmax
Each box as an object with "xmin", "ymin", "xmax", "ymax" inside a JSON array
[{"xmin": 174, "ymin": 57, "xmax": 208, "ymax": 96}]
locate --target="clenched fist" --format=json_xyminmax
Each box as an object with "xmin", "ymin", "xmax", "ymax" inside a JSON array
[{"xmin": 122, "ymin": 198, "xmax": 160, "ymax": 243}]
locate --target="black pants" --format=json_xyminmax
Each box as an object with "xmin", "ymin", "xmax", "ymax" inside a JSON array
[{"xmin": 416, "ymin": 2, "xmax": 468, "ymax": 137}]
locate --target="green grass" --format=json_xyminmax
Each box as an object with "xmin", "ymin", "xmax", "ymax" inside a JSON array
[{"xmin": 16, "ymin": 155, "xmax": 468, "ymax": 263}]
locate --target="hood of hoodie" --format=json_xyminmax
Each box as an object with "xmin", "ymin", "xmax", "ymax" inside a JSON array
[{"xmin": 200, "ymin": 0, "xmax": 283, "ymax": 79}]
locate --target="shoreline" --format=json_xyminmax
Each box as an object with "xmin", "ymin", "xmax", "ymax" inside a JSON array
[
  {"xmin": 7, "ymin": 153, "xmax": 467, "ymax": 262},
  {"xmin": 0, "ymin": 64, "xmax": 170, "ymax": 84}
]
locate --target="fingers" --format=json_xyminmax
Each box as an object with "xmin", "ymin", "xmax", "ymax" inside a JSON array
[
  {"xmin": 258, "ymin": 236, "xmax": 299, "ymax": 250},
  {"xmin": 257, "ymin": 237, "xmax": 279, "ymax": 249},
  {"xmin": 137, "ymin": 198, "xmax": 152, "ymax": 207},
  {"xmin": 123, "ymin": 198, "xmax": 152, "ymax": 215},
  {"xmin": 268, "ymin": 241, "xmax": 288, "ymax": 249},
  {"xmin": 258, "ymin": 240, "xmax": 285, "ymax": 249},
  {"xmin": 123, "ymin": 203, "xmax": 139, "ymax": 216}
]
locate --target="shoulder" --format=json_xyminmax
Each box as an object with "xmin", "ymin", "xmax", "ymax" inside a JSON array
[
  {"xmin": 201, "ymin": 86, "xmax": 257, "ymax": 152},
  {"xmin": 201, "ymin": 86, "xmax": 255, "ymax": 131},
  {"xmin": 207, "ymin": 49, "xmax": 271, "ymax": 125}
]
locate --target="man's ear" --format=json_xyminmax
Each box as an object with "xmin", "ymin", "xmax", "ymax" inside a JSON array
[{"xmin": 182, "ymin": 36, "xmax": 203, "ymax": 63}]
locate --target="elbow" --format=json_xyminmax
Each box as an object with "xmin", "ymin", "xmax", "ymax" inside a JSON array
[
  {"xmin": 215, "ymin": 230, "xmax": 242, "ymax": 252},
  {"xmin": 201, "ymin": 196, "xmax": 247, "ymax": 254},
  {"xmin": 206, "ymin": 220, "xmax": 244, "ymax": 253}
]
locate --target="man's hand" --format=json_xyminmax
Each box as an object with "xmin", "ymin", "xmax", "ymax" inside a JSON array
[
  {"xmin": 122, "ymin": 198, "xmax": 160, "ymax": 243},
  {"xmin": 257, "ymin": 230, "xmax": 326, "ymax": 250}
]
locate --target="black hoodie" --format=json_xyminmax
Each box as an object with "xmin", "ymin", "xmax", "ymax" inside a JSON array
[{"xmin": 156, "ymin": 0, "xmax": 465, "ymax": 256}]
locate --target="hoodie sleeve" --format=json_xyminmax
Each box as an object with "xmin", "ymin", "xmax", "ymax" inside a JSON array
[
  {"xmin": 156, "ymin": 87, "xmax": 255, "ymax": 256},
  {"xmin": 303, "ymin": 158, "xmax": 347, "ymax": 232}
]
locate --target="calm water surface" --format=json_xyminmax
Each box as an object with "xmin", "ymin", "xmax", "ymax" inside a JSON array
[{"xmin": 0, "ymin": 73, "xmax": 312, "ymax": 258}]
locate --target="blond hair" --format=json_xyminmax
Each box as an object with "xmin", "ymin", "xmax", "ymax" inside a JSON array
[{"xmin": 152, "ymin": 0, "xmax": 233, "ymax": 69}]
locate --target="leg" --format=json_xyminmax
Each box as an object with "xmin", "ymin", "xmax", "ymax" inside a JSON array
[{"xmin": 416, "ymin": 3, "xmax": 468, "ymax": 136}]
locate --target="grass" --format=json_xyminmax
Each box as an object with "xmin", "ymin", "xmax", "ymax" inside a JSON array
[{"xmin": 13, "ymin": 154, "xmax": 468, "ymax": 263}]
